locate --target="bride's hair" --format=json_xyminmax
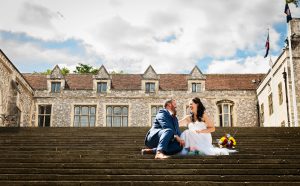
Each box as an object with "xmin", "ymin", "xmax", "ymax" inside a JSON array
[{"xmin": 191, "ymin": 97, "xmax": 206, "ymax": 122}]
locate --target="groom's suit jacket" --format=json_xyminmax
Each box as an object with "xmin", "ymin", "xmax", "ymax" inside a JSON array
[{"xmin": 145, "ymin": 108, "xmax": 181, "ymax": 145}]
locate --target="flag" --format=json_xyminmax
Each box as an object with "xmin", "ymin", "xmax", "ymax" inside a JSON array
[
  {"xmin": 284, "ymin": 3, "xmax": 292, "ymax": 23},
  {"xmin": 269, "ymin": 57, "xmax": 273, "ymax": 68},
  {"xmin": 264, "ymin": 33, "xmax": 269, "ymax": 58}
]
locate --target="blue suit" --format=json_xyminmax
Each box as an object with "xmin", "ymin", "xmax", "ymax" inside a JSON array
[{"xmin": 145, "ymin": 109, "xmax": 182, "ymax": 155}]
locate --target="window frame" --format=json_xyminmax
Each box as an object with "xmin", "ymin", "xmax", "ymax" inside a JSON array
[
  {"xmin": 97, "ymin": 82, "xmax": 108, "ymax": 93},
  {"xmin": 151, "ymin": 105, "xmax": 163, "ymax": 125},
  {"xmin": 268, "ymin": 93, "xmax": 273, "ymax": 116},
  {"xmin": 216, "ymin": 100, "xmax": 234, "ymax": 127},
  {"xmin": 73, "ymin": 105, "xmax": 97, "ymax": 127},
  {"xmin": 278, "ymin": 82, "xmax": 283, "ymax": 105},
  {"xmin": 51, "ymin": 82, "xmax": 61, "ymax": 93},
  {"xmin": 38, "ymin": 105, "xmax": 52, "ymax": 127},
  {"xmin": 106, "ymin": 105, "xmax": 129, "ymax": 127},
  {"xmin": 145, "ymin": 82, "xmax": 156, "ymax": 93},
  {"xmin": 192, "ymin": 83, "xmax": 201, "ymax": 93}
]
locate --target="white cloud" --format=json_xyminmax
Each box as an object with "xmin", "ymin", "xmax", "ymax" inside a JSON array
[
  {"xmin": 206, "ymin": 55, "xmax": 274, "ymax": 74},
  {"xmin": 0, "ymin": 0, "xmax": 297, "ymax": 73},
  {"xmin": 18, "ymin": 2, "xmax": 58, "ymax": 29},
  {"xmin": 0, "ymin": 36, "xmax": 102, "ymax": 72}
]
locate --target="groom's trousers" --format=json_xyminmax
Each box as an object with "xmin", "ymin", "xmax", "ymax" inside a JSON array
[{"xmin": 146, "ymin": 128, "xmax": 182, "ymax": 155}]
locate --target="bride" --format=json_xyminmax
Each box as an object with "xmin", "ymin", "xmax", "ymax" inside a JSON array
[{"xmin": 179, "ymin": 97, "xmax": 235, "ymax": 156}]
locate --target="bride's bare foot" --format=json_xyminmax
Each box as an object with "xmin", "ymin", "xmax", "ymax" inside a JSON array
[{"xmin": 155, "ymin": 151, "xmax": 170, "ymax": 159}]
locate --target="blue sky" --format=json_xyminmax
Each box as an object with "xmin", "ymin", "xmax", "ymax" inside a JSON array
[{"xmin": 0, "ymin": 0, "xmax": 299, "ymax": 74}]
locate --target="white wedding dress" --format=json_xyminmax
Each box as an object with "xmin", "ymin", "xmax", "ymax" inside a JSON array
[{"xmin": 180, "ymin": 121, "xmax": 236, "ymax": 155}]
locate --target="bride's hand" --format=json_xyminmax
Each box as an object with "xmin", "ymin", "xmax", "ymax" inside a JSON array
[{"xmin": 196, "ymin": 130, "xmax": 203, "ymax": 133}]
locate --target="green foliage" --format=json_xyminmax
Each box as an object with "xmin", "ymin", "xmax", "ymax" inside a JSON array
[
  {"xmin": 73, "ymin": 63, "xmax": 98, "ymax": 75},
  {"xmin": 38, "ymin": 67, "xmax": 70, "ymax": 75},
  {"xmin": 41, "ymin": 69, "xmax": 52, "ymax": 75},
  {"xmin": 61, "ymin": 67, "xmax": 70, "ymax": 75}
]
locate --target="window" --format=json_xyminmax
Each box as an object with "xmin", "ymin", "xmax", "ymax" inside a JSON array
[
  {"xmin": 97, "ymin": 82, "xmax": 107, "ymax": 93},
  {"xmin": 260, "ymin": 104, "xmax": 264, "ymax": 124},
  {"xmin": 278, "ymin": 82, "xmax": 283, "ymax": 105},
  {"xmin": 217, "ymin": 100, "xmax": 234, "ymax": 127},
  {"xmin": 38, "ymin": 105, "xmax": 51, "ymax": 127},
  {"xmin": 74, "ymin": 106, "xmax": 96, "ymax": 127},
  {"xmin": 145, "ymin": 83, "xmax": 155, "ymax": 93},
  {"xmin": 281, "ymin": 120, "xmax": 285, "ymax": 127},
  {"xmin": 106, "ymin": 106, "xmax": 128, "ymax": 127},
  {"xmin": 192, "ymin": 83, "xmax": 201, "ymax": 92},
  {"xmin": 151, "ymin": 105, "xmax": 163, "ymax": 124},
  {"xmin": 268, "ymin": 93, "xmax": 273, "ymax": 115},
  {"xmin": 51, "ymin": 82, "xmax": 61, "ymax": 93}
]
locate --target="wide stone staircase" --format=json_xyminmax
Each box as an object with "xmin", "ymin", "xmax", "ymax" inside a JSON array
[{"xmin": 0, "ymin": 127, "xmax": 300, "ymax": 185}]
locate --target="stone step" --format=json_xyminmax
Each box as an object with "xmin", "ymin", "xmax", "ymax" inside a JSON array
[
  {"xmin": 0, "ymin": 168, "xmax": 299, "ymax": 175},
  {"xmin": 0, "ymin": 154, "xmax": 299, "ymax": 159},
  {"xmin": 0, "ymin": 181, "xmax": 300, "ymax": 186},
  {"xmin": 0, "ymin": 138, "xmax": 298, "ymax": 142},
  {"xmin": 0, "ymin": 158, "xmax": 297, "ymax": 164},
  {"xmin": 1, "ymin": 151, "xmax": 300, "ymax": 156},
  {"xmin": 0, "ymin": 127, "xmax": 299, "ymax": 184},
  {"xmin": 0, "ymin": 174, "xmax": 300, "ymax": 182},
  {"xmin": 0, "ymin": 163, "xmax": 299, "ymax": 169}
]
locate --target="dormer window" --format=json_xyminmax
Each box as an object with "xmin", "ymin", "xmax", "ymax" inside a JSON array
[
  {"xmin": 192, "ymin": 83, "xmax": 201, "ymax": 92},
  {"xmin": 93, "ymin": 65, "xmax": 111, "ymax": 94},
  {"xmin": 142, "ymin": 65, "xmax": 159, "ymax": 93},
  {"xmin": 47, "ymin": 65, "xmax": 65, "ymax": 93},
  {"xmin": 51, "ymin": 82, "xmax": 61, "ymax": 93},
  {"xmin": 188, "ymin": 66, "xmax": 206, "ymax": 93},
  {"xmin": 146, "ymin": 82, "xmax": 155, "ymax": 93},
  {"xmin": 97, "ymin": 82, "xmax": 107, "ymax": 93}
]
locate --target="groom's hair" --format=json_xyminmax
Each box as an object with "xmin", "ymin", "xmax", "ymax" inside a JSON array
[{"xmin": 164, "ymin": 99, "xmax": 175, "ymax": 108}]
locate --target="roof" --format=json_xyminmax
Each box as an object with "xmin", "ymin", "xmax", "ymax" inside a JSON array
[
  {"xmin": 206, "ymin": 74, "xmax": 266, "ymax": 90},
  {"xmin": 23, "ymin": 73, "xmax": 266, "ymax": 91}
]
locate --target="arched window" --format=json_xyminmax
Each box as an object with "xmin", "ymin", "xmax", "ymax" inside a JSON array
[{"xmin": 216, "ymin": 100, "xmax": 234, "ymax": 127}]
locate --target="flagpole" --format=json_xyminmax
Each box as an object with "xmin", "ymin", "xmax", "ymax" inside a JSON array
[
  {"xmin": 268, "ymin": 28, "xmax": 273, "ymax": 68},
  {"xmin": 287, "ymin": 20, "xmax": 299, "ymax": 127}
]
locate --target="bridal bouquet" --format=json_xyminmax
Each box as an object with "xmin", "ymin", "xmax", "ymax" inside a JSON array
[{"xmin": 218, "ymin": 134, "xmax": 236, "ymax": 149}]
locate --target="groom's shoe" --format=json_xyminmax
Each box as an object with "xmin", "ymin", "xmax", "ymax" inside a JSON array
[
  {"xmin": 155, "ymin": 151, "xmax": 170, "ymax": 159},
  {"xmin": 141, "ymin": 148, "xmax": 155, "ymax": 155}
]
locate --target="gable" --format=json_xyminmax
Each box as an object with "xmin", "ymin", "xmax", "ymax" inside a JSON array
[
  {"xmin": 143, "ymin": 65, "xmax": 159, "ymax": 80},
  {"xmin": 94, "ymin": 65, "xmax": 110, "ymax": 79},
  {"xmin": 50, "ymin": 65, "xmax": 64, "ymax": 79},
  {"xmin": 189, "ymin": 66, "xmax": 206, "ymax": 80}
]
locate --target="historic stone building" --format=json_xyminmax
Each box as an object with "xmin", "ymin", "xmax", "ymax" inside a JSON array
[
  {"xmin": 257, "ymin": 18, "xmax": 300, "ymax": 127},
  {"xmin": 0, "ymin": 51, "xmax": 34, "ymax": 127},
  {"xmin": 2, "ymin": 19, "xmax": 298, "ymax": 128},
  {"xmin": 0, "ymin": 50, "xmax": 264, "ymax": 127}
]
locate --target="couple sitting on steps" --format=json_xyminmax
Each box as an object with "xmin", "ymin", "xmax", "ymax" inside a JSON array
[{"xmin": 142, "ymin": 97, "xmax": 236, "ymax": 159}]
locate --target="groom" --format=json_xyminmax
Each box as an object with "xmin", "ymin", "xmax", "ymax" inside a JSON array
[{"xmin": 142, "ymin": 99, "xmax": 185, "ymax": 159}]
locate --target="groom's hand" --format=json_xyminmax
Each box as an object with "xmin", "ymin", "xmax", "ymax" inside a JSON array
[{"xmin": 175, "ymin": 135, "xmax": 185, "ymax": 147}]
